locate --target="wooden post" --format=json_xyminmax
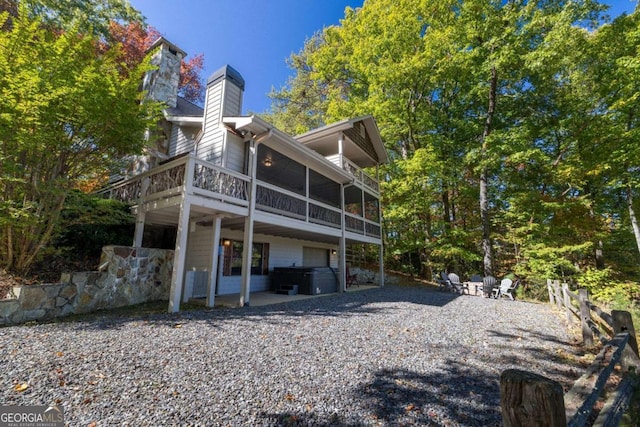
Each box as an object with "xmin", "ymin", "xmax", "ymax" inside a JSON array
[
  {"xmin": 612, "ymin": 310, "xmax": 640, "ymax": 371},
  {"xmin": 562, "ymin": 283, "xmax": 572, "ymax": 324},
  {"xmin": 579, "ymin": 289, "xmax": 593, "ymax": 348},
  {"xmin": 547, "ymin": 279, "xmax": 555, "ymax": 305},
  {"xmin": 500, "ymin": 369, "xmax": 567, "ymax": 427},
  {"xmin": 554, "ymin": 280, "xmax": 562, "ymax": 310}
]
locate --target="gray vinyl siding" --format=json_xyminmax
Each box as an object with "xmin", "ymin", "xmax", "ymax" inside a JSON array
[
  {"xmin": 169, "ymin": 124, "xmax": 198, "ymax": 157},
  {"xmin": 197, "ymin": 80, "xmax": 243, "ymax": 165},
  {"xmin": 185, "ymin": 226, "xmax": 337, "ymax": 295},
  {"xmin": 222, "ymin": 83, "xmax": 242, "ymax": 117},
  {"xmin": 224, "ymin": 133, "xmax": 246, "ymax": 173},
  {"xmin": 198, "ymin": 82, "xmax": 224, "ymax": 164}
]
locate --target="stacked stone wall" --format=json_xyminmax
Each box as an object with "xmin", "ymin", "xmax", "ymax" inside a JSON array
[{"xmin": 0, "ymin": 246, "xmax": 173, "ymax": 326}]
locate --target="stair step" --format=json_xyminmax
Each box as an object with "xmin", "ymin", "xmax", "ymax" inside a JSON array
[{"xmin": 276, "ymin": 284, "xmax": 298, "ymax": 295}]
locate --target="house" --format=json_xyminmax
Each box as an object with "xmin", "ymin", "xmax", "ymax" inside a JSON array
[{"xmin": 102, "ymin": 38, "xmax": 388, "ymax": 312}]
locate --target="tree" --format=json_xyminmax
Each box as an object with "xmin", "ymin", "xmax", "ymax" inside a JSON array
[
  {"xmin": 270, "ymin": 0, "xmax": 622, "ymax": 282},
  {"xmin": 590, "ymin": 10, "xmax": 640, "ymax": 257},
  {"xmin": 0, "ymin": 0, "xmax": 142, "ymax": 36},
  {"xmin": 0, "ymin": 9, "xmax": 160, "ymax": 273},
  {"xmin": 106, "ymin": 21, "xmax": 205, "ymax": 104}
]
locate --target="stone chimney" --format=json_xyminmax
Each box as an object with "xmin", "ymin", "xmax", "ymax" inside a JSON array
[
  {"xmin": 142, "ymin": 37, "xmax": 186, "ymax": 108},
  {"xmin": 197, "ymin": 65, "xmax": 245, "ymax": 165}
]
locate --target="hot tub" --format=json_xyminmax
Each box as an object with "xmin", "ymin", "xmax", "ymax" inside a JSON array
[{"xmin": 272, "ymin": 267, "xmax": 338, "ymax": 295}]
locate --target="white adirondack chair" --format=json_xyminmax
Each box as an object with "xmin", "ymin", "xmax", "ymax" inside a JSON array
[{"xmin": 492, "ymin": 278, "xmax": 518, "ymax": 300}]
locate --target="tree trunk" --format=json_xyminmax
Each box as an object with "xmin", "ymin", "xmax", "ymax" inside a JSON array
[
  {"xmin": 480, "ymin": 66, "xmax": 497, "ymax": 276},
  {"xmin": 595, "ymin": 240, "xmax": 605, "ymax": 270},
  {"xmin": 442, "ymin": 183, "xmax": 451, "ymax": 232},
  {"xmin": 628, "ymin": 183, "xmax": 640, "ymax": 257}
]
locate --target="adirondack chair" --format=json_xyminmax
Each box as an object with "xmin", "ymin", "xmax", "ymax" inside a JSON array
[
  {"xmin": 492, "ymin": 278, "xmax": 518, "ymax": 300},
  {"xmin": 447, "ymin": 273, "xmax": 469, "ymax": 295},
  {"xmin": 437, "ymin": 271, "xmax": 455, "ymax": 292},
  {"xmin": 437, "ymin": 272, "xmax": 468, "ymax": 294},
  {"xmin": 482, "ymin": 275, "xmax": 497, "ymax": 298}
]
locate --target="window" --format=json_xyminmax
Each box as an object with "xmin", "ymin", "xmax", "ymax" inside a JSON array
[{"xmin": 222, "ymin": 240, "xmax": 269, "ymax": 276}]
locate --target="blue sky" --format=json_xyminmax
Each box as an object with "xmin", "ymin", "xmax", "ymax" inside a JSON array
[{"xmin": 129, "ymin": 0, "xmax": 637, "ymax": 114}]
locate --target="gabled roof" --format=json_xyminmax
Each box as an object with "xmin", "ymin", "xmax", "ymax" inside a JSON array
[
  {"xmin": 296, "ymin": 115, "xmax": 388, "ymax": 168},
  {"xmin": 222, "ymin": 115, "xmax": 355, "ymax": 184}
]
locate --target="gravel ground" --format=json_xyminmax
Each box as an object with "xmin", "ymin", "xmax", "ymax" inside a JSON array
[{"xmin": 1, "ymin": 284, "xmax": 584, "ymax": 426}]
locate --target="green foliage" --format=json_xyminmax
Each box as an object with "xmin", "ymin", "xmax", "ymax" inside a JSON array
[
  {"xmin": 50, "ymin": 191, "xmax": 134, "ymax": 260},
  {"xmin": 577, "ymin": 267, "xmax": 640, "ymax": 305},
  {"xmin": 10, "ymin": 0, "xmax": 143, "ymax": 38},
  {"xmin": 269, "ymin": 0, "xmax": 640, "ymax": 287},
  {"xmin": 0, "ymin": 7, "xmax": 161, "ymax": 273}
]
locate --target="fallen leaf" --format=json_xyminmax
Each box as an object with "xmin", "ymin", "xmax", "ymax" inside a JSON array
[
  {"xmin": 56, "ymin": 351, "xmax": 64, "ymax": 357},
  {"xmin": 174, "ymin": 324, "xmax": 182, "ymax": 329},
  {"xmin": 406, "ymin": 403, "xmax": 416, "ymax": 412},
  {"xmin": 14, "ymin": 383, "xmax": 29, "ymax": 392}
]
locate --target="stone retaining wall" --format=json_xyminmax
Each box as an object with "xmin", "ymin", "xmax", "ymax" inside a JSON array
[{"xmin": 0, "ymin": 246, "xmax": 173, "ymax": 326}]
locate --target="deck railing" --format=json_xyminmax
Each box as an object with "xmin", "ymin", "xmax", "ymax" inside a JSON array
[
  {"xmin": 100, "ymin": 156, "xmax": 381, "ymax": 240},
  {"xmin": 326, "ymin": 154, "xmax": 380, "ymax": 194},
  {"xmin": 191, "ymin": 158, "xmax": 249, "ymax": 205},
  {"xmin": 255, "ymin": 181, "xmax": 343, "ymax": 229},
  {"xmin": 345, "ymin": 212, "xmax": 382, "ymax": 238},
  {"xmin": 98, "ymin": 155, "xmax": 249, "ymax": 207}
]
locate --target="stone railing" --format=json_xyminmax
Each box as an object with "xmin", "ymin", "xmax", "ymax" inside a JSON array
[{"xmin": 0, "ymin": 246, "xmax": 173, "ymax": 326}]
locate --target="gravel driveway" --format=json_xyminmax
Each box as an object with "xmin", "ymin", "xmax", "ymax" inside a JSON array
[{"xmin": 1, "ymin": 284, "xmax": 582, "ymax": 426}]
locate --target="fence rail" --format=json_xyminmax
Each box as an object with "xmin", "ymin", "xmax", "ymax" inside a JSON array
[{"xmin": 500, "ymin": 279, "xmax": 639, "ymax": 427}]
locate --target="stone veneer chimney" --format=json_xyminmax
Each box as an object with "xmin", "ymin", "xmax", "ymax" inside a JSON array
[{"xmin": 142, "ymin": 37, "xmax": 186, "ymax": 108}]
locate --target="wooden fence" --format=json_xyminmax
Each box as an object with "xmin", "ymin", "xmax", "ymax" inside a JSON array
[{"xmin": 500, "ymin": 279, "xmax": 639, "ymax": 426}]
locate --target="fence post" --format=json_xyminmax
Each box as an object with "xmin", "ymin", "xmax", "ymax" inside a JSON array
[
  {"xmin": 579, "ymin": 289, "xmax": 594, "ymax": 348},
  {"xmin": 554, "ymin": 280, "xmax": 562, "ymax": 310},
  {"xmin": 562, "ymin": 283, "xmax": 572, "ymax": 324},
  {"xmin": 547, "ymin": 279, "xmax": 555, "ymax": 305},
  {"xmin": 500, "ymin": 369, "xmax": 567, "ymax": 427},
  {"xmin": 612, "ymin": 310, "xmax": 640, "ymax": 371}
]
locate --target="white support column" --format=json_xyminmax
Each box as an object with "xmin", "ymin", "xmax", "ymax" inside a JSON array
[
  {"xmin": 338, "ymin": 133, "xmax": 344, "ymax": 168},
  {"xmin": 240, "ymin": 138, "xmax": 258, "ymax": 307},
  {"xmin": 206, "ymin": 215, "xmax": 222, "ymax": 307},
  {"xmin": 377, "ymin": 169, "xmax": 384, "ymax": 287},
  {"xmin": 339, "ymin": 236, "xmax": 347, "ymax": 292},
  {"xmin": 168, "ymin": 197, "xmax": 191, "ymax": 313},
  {"xmin": 379, "ymin": 243, "xmax": 385, "ymax": 288},
  {"xmin": 339, "ymin": 182, "xmax": 347, "ymax": 293},
  {"xmin": 133, "ymin": 176, "xmax": 149, "ymax": 247},
  {"xmin": 133, "ymin": 210, "xmax": 145, "ymax": 247},
  {"xmin": 240, "ymin": 216, "xmax": 254, "ymax": 306}
]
